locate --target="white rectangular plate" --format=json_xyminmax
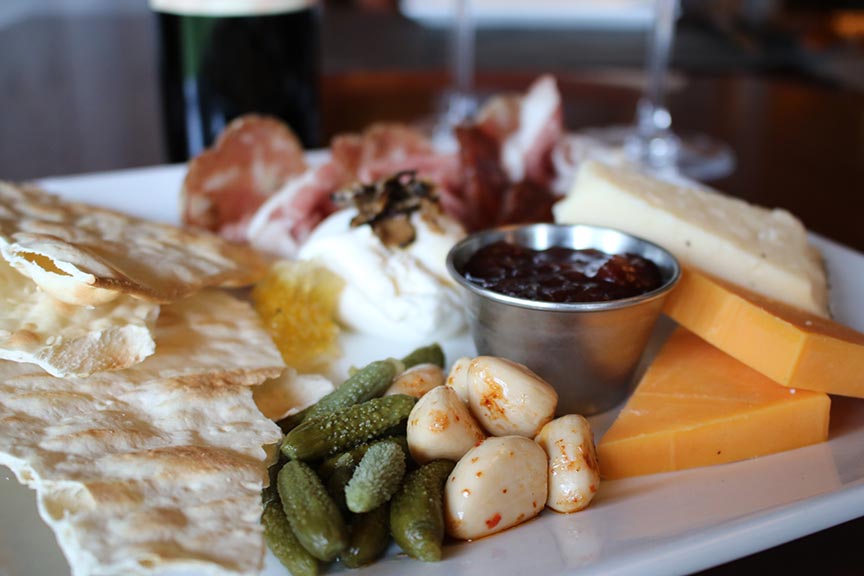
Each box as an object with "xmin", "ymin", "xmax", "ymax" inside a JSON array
[{"xmin": 1, "ymin": 164, "xmax": 863, "ymax": 576}]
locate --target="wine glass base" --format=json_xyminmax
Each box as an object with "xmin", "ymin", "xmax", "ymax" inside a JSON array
[
  {"xmin": 673, "ymin": 132, "xmax": 736, "ymax": 182},
  {"xmin": 412, "ymin": 90, "xmax": 479, "ymax": 152},
  {"xmin": 578, "ymin": 125, "xmax": 736, "ymax": 182}
]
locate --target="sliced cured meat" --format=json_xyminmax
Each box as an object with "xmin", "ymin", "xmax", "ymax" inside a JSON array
[
  {"xmin": 498, "ymin": 180, "xmax": 558, "ymax": 226},
  {"xmin": 475, "ymin": 92, "xmax": 521, "ymax": 142},
  {"xmin": 246, "ymin": 163, "xmax": 343, "ymax": 257},
  {"xmin": 456, "ymin": 125, "xmax": 556, "ymax": 231},
  {"xmin": 331, "ymin": 123, "xmax": 460, "ymax": 189},
  {"xmin": 453, "ymin": 76, "xmax": 563, "ymax": 231},
  {"xmin": 181, "ymin": 115, "xmax": 307, "ymax": 236},
  {"xmin": 455, "ymin": 125, "xmax": 509, "ymax": 231},
  {"xmin": 247, "ymin": 124, "xmax": 461, "ymax": 258},
  {"xmin": 473, "ymin": 75, "xmax": 563, "ymax": 189},
  {"xmin": 504, "ymin": 75, "xmax": 563, "ymax": 186},
  {"xmin": 179, "ymin": 78, "xmax": 568, "ymax": 254}
]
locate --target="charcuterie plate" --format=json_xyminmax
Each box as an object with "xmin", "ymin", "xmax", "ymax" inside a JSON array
[{"xmin": 1, "ymin": 163, "xmax": 863, "ymax": 576}]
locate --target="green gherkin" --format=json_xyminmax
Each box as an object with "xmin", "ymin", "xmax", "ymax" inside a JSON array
[
  {"xmin": 341, "ymin": 503, "xmax": 392, "ymax": 569},
  {"xmin": 261, "ymin": 501, "xmax": 319, "ymax": 576},
  {"xmin": 390, "ymin": 459, "xmax": 455, "ymax": 562},
  {"xmin": 325, "ymin": 451, "xmax": 356, "ymax": 513},
  {"xmin": 345, "ymin": 439, "xmax": 406, "ymax": 513},
  {"xmin": 401, "ymin": 343, "xmax": 445, "ymax": 369},
  {"xmin": 281, "ymin": 395, "xmax": 416, "ymax": 461},
  {"xmin": 306, "ymin": 359, "xmax": 399, "ymax": 420},
  {"xmin": 277, "ymin": 460, "xmax": 347, "ymax": 562}
]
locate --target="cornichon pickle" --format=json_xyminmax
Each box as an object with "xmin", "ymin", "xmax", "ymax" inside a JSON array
[
  {"xmin": 345, "ymin": 439, "xmax": 406, "ymax": 513},
  {"xmin": 325, "ymin": 452, "xmax": 356, "ymax": 512},
  {"xmin": 263, "ymin": 451, "xmax": 291, "ymax": 505},
  {"xmin": 319, "ymin": 435, "xmax": 409, "ymax": 479},
  {"xmin": 262, "ymin": 501, "xmax": 319, "ymax": 576},
  {"xmin": 341, "ymin": 503, "xmax": 391, "ymax": 569},
  {"xmin": 281, "ymin": 395, "xmax": 416, "ymax": 461},
  {"xmin": 305, "ymin": 360, "xmax": 399, "ymax": 421},
  {"xmin": 390, "ymin": 459, "xmax": 455, "ymax": 562},
  {"xmin": 277, "ymin": 460, "xmax": 348, "ymax": 562},
  {"xmin": 277, "ymin": 407, "xmax": 310, "ymax": 434},
  {"xmin": 401, "ymin": 343, "xmax": 445, "ymax": 369}
]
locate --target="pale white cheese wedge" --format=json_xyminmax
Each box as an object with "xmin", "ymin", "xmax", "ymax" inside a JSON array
[{"xmin": 553, "ymin": 160, "xmax": 829, "ymax": 317}]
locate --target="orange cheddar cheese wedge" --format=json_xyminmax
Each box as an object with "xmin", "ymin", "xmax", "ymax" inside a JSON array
[
  {"xmin": 597, "ymin": 329, "xmax": 830, "ymax": 479},
  {"xmin": 663, "ymin": 267, "xmax": 864, "ymax": 398}
]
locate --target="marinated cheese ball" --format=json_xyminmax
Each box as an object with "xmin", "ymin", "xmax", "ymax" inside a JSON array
[
  {"xmin": 445, "ymin": 356, "xmax": 472, "ymax": 403},
  {"xmin": 534, "ymin": 415, "xmax": 600, "ymax": 513},
  {"xmin": 467, "ymin": 356, "xmax": 557, "ymax": 437},
  {"xmin": 445, "ymin": 436, "xmax": 548, "ymax": 540},
  {"xmin": 386, "ymin": 363, "xmax": 446, "ymax": 398},
  {"xmin": 407, "ymin": 386, "xmax": 485, "ymax": 464}
]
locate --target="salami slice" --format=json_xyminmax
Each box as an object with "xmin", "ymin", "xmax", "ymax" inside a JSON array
[{"xmin": 181, "ymin": 115, "xmax": 307, "ymax": 237}]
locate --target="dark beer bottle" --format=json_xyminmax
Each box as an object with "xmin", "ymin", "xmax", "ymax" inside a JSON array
[{"xmin": 151, "ymin": 0, "xmax": 321, "ymax": 162}]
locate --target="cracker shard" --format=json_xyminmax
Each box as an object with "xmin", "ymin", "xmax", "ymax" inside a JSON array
[
  {"xmin": 0, "ymin": 290, "xmax": 285, "ymax": 576},
  {"xmin": 0, "ymin": 181, "xmax": 268, "ymax": 306},
  {"xmin": 0, "ymin": 258, "xmax": 159, "ymax": 377}
]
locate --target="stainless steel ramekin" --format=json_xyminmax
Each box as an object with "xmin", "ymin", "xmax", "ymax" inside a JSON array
[{"xmin": 446, "ymin": 223, "xmax": 680, "ymax": 415}]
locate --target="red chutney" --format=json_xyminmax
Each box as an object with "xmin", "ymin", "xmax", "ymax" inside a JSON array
[{"xmin": 463, "ymin": 241, "xmax": 662, "ymax": 303}]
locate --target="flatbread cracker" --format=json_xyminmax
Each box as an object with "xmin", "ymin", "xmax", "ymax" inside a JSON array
[
  {"xmin": 0, "ymin": 290, "xmax": 284, "ymax": 576},
  {"xmin": 0, "ymin": 181, "xmax": 268, "ymax": 306},
  {"xmin": 0, "ymin": 258, "xmax": 158, "ymax": 377}
]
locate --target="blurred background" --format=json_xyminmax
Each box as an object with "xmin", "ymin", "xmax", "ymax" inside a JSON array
[
  {"xmin": 2, "ymin": 0, "xmax": 862, "ymax": 251},
  {"xmin": 1, "ymin": 0, "xmax": 862, "ymax": 174}
]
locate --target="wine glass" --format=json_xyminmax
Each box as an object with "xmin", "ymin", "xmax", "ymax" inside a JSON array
[
  {"xmin": 430, "ymin": 0, "xmax": 478, "ymax": 148},
  {"xmin": 583, "ymin": 0, "xmax": 735, "ymax": 181}
]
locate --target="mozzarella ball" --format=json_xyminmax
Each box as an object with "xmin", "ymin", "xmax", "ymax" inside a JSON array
[
  {"xmin": 407, "ymin": 385, "xmax": 486, "ymax": 464},
  {"xmin": 445, "ymin": 436, "xmax": 548, "ymax": 540},
  {"xmin": 535, "ymin": 415, "xmax": 600, "ymax": 513},
  {"xmin": 386, "ymin": 363, "xmax": 445, "ymax": 398},
  {"xmin": 445, "ymin": 356, "xmax": 472, "ymax": 403},
  {"xmin": 467, "ymin": 356, "xmax": 557, "ymax": 437}
]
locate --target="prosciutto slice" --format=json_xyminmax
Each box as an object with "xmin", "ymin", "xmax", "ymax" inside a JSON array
[
  {"xmin": 246, "ymin": 124, "xmax": 461, "ymax": 257},
  {"xmin": 453, "ymin": 75, "xmax": 564, "ymax": 230},
  {"xmin": 475, "ymin": 75, "xmax": 563, "ymax": 188},
  {"xmin": 180, "ymin": 76, "xmax": 569, "ymax": 256}
]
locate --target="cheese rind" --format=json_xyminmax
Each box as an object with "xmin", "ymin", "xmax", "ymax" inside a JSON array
[
  {"xmin": 552, "ymin": 160, "xmax": 828, "ymax": 316},
  {"xmin": 597, "ymin": 329, "xmax": 830, "ymax": 479},
  {"xmin": 664, "ymin": 267, "xmax": 864, "ymax": 398}
]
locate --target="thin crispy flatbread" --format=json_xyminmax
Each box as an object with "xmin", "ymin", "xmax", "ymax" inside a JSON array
[
  {"xmin": 0, "ymin": 290, "xmax": 284, "ymax": 576},
  {"xmin": 0, "ymin": 181, "xmax": 268, "ymax": 306},
  {"xmin": 0, "ymin": 258, "xmax": 159, "ymax": 377}
]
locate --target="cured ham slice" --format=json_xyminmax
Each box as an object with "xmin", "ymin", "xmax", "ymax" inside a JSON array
[
  {"xmin": 180, "ymin": 76, "xmax": 570, "ymax": 255},
  {"xmin": 455, "ymin": 125, "xmax": 557, "ymax": 231},
  {"xmin": 246, "ymin": 163, "xmax": 342, "ymax": 257},
  {"xmin": 330, "ymin": 124, "xmax": 460, "ymax": 193},
  {"xmin": 454, "ymin": 125, "xmax": 509, "ymax": 231},
  {"xmin": 181, "ymin": 115, "xmax": 307, "ymax": 239},
  {"xmin": 246, "ymin": 123, "xmax": 461, "ymax": 257},
  {"xmin": 475, "ymin": 75, "xmax": 563, "ymax": 188},
  {"xmin": 453, "ymin": 75, "xmax": 564, "ymax": 230}
]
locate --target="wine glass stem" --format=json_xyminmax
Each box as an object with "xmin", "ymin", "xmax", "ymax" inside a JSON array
[
  {"xmin": 643, "ymin": 0, "xmax": 676, "ymax": 120},
  {"xmin": 631, "ymin": 0, "xmax": 680, "ymax": 169},
  {"xmin": 448, "ymin": 0, "xmax": 475, "ymax": 123}
]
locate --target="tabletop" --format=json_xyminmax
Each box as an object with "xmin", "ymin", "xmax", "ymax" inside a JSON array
[{"xmin": 0, "ymin": 2, "xmax": 863, "ymax": 575}]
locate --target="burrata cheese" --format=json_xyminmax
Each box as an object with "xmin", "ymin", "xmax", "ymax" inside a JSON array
[{"xmin": 298, "ymin": 209, "xmax": 466, "ymax": 340}]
